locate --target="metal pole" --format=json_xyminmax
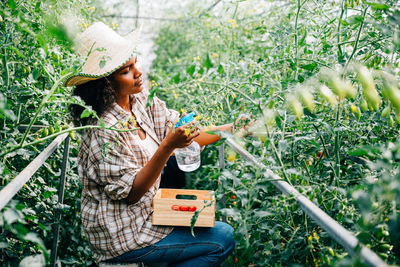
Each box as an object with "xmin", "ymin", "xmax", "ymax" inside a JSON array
[
  {"xmin": 50, "ymin": 136, "xmax": 70, "ymax": 267},
  {"xmin": 225, "ymin": 138, "xmax": 387, "ymax": 267},
  {"xmin": 135, "ymin": 0, "xmax": 139, "ymax": 28},
  {"xmin": 0, "ymin": 133, "xmax": 69, "ymax": 211},
  {"xmin": 217, "ymin": 144, "xmax": 226, "ymax": 222},
  {"xmin": 218, "ymin": 144, "xmax": 225, "ymax": 169}
]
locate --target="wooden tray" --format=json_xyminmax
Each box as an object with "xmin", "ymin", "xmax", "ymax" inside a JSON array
[{"xmin": 152, "ymin": 188, "xmax": 215, "ymax": 227}]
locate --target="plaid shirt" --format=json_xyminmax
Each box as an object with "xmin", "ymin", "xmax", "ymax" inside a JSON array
[{"xmin": 78, "ymin": 88, "xmax": 179, "ymax": 263}]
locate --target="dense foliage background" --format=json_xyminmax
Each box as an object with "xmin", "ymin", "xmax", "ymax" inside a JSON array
[
  {"xmin": 149, "ymin": 0, "xmax": 400, "ymax": 266},
  {"xmin": 1, "ymin": 0, "xmax": 400, "ymax": 266}
]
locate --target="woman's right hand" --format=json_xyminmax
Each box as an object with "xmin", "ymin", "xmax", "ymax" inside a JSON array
[{"xmin": 162, "ymin": 123, "xmax": 200, "ymax": 150}]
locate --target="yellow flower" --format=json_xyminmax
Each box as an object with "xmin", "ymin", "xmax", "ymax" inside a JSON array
[
  {"xmin": 184, "ymin": 128, "xmax": 191, "ymax": 136},
  {"xmin": 351, "ymin": 105, "xmax": 357, "ymax": 113},
  {"xmin": 308, "ymin": 236, "xmax": 312, "ymax": 241},
  {"xmin": 212, "ymin": 53, "xmax": 219, "ymax": 58},
  {"xmin": 181, "ymin": 108, "xmax": 187, "ymax": 114},
  {"xmin": 313, "ymin": 232, "xmax": 316, "ymax": 237},
  {"xmin": 176, "ymin": 58, "xmax": 181, "ymax": 63},
  {"xmin": 197, "ymin": 56, "xmax": 200, "ymax": 61},
  {"xmin": 91, "ymin": 6, "xmax": 95, "ymax": 11},
  {"xmin": 227, "ymin": 151, "xmax": 237, "ymax": 162}
]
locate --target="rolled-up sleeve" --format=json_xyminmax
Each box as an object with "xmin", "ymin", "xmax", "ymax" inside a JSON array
[{"xmin": 89, "ymin": 129, "xmax": 140, "ymax": 200}]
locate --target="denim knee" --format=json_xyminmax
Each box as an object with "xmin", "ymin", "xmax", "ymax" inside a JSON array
[{"xmin": 214, "ymin": 222, "xmax": 235, "ymax": 254}]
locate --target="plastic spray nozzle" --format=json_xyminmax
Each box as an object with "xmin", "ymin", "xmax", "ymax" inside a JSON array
[{"xmin": 174, "ymin": 112, "xmax": 196, "ymax": 128}]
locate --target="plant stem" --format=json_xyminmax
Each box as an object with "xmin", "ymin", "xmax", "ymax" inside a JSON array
[
  {"xmin": 294, "ymin": 0, "xmax": 301, "ymax": 80},
  {"xmin": 337, "ymin": 0, "xmax": 345, "ymax": 62},
  {"xmin": 3, "ymin": 47, "xmax": 9, "ymax": 89},
  {"xmin": 1, "ymin": 125, "xmax": 139, "ymax": 158},
  {"xmin": 334, "ymin": 103, "xmax": 342, "ymax": 182},
  {"xmin": 345, "ymin": 6, "xmax": 368, "ymax": 68},
  {"xmin": 19, "ymin": 73, "xmax": 72, "ymax": 148}
]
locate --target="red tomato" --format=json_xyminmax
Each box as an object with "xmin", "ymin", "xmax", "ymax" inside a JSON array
[
  {"xmin": 317, "ymin": 151, "xmax": 323, "ymax": 158},
  {"xmin": 189, "ymin": 206, "xmax": 197, "ymax": 212},
  {"xmin": 231, "ymin": 195, "xmax": 236, "ymax": 200},
  {"xmin": 179, "ymin": 206, "xmax": 189, "ymax": 211},
  {"xmin": 171, "ymin": 205, "xmax": 179, "ymax": 211}
]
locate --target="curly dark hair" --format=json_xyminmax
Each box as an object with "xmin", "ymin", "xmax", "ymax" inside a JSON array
[{"xmin": 70, "ymin": 76, "xmax": 116, "ymax": 126}]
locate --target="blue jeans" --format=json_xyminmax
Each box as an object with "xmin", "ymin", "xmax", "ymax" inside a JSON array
[{"xmin": 105, "ymin": 222, "xmax": 235, "ymax": 267}]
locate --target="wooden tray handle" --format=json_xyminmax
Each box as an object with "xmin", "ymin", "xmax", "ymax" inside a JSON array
[{"xmin": 161, "ymin": 189, "xmax": 214, "ymax": 200}]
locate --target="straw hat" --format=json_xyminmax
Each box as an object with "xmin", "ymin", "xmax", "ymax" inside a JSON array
[{"xmin": 64, "ymin": 22, "xmax": 141, "ymax": 87}]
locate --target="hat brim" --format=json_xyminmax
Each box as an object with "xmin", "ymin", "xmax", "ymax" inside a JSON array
[{"xmin": 64, "ymin": 27, "xmax": 141, "ymax": 87}]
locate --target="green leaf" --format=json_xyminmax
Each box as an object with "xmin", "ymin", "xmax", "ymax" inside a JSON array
[
  {"xmin": 298, "ymin": 30, "xmax": 307, "ymax": 46},
  {"xmin": 365, "ymin": 2, "xmax": 390, "ymax": 10},
  {"xmin": 203, "ymin": 54, "xmax": 213, "ymax": 70},
  {"xmin": 7, "ymin": 0, "xmax": 16, "ymax": 10},
  {"xmin": 99, "ymin": 118, "xmax": 105, "ymax": 128},
  {"xmin": 217, "ymin": 64, "xmax": 224, "ymax": 74},
  {"xmin": 172, "ymin": 72, "xmax": 180, "ymax": 84},
  {"xmin": 300, "ymin": 62, "xmax": 317, "ymax": 71},
  {"xmin": 80, "ymin": 109, "xmax": 92, "ymax": 119},
  {"xmin": 34, "ymin": 1, "xmax": 41, "ymax": 13},
  {"xmin": 186, "ymin": 64, "xmax": 196, "ymax": 76},
  {"xmin": 99, "ymin": 60, "xmax": 106, "ymax": 69}
]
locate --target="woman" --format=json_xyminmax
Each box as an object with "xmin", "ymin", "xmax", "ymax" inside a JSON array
[{"xmin": 66, "ymin": 22, "xmax": 235, "ymax": 266}]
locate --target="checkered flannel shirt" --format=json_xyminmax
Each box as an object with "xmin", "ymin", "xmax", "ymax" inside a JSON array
[{"xmin": 78, "ymin": 88, "xmax": 179, "ymax": 263}]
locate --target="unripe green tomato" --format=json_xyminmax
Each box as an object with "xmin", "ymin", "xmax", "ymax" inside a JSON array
[
  {"xmin": 356, "ymin": 108, "xmax": 362, "ymax": 118},
  {"xmin": 41, "ymin": 128, "xmax": 49, "ymax": 138},
  {"xmin": 328, "ymin": 247, "xmax": 335, "ymax": 257},
  {"xmin": 287, "ymin": 96, "xmax": 303, "ymax": 119},
  {"xmin": 69, "ymin": 131, "xmax": 77, "ymax": 140},
  {"xmin": 382, "ymin": 82, "xmax": 400, "ymax": 111},
  {"xmin": 49, "ymin": 126, "xmax": 55, "ymax": 135},
  {"xmin": 360, "ymin": 99, "xmax": 369, "ymax": 111},
  {"xmin": 299, "ymin": 89, "xmax": 315, "ymax": 111},
  {"xmin": 325, "ymin": 255, "xmax": 331, "ymax": 265},
  {"xmin": 389, "ymin": 116, "xmax": 394, "ymax": 127},
  {"xmin": 330, "ymin": 76, "xmax": 347, "ymax": 98},
  {"xmin": 372, "ymin": 202, "xmax": 379, "ymax": 209},
  {"xmin": 381, "ymin": 106, "xmax": 391, "ymax": 117},
  {"xmin": 378, "ymin": 252, "xmax": 388, "ymax": 260},
  {"xmin": 382, "ymin": 230, "xmax": 389, "ymax": 236},
  {"xmin": 395, "ymin": 114, "xmax": 400, "ymax": 124},
  {"xmin": 319, "ymin": 85, "xmax": 338, "ymax": 106},
  {"xmin": 381, "ymin": 244, "xmax": 391, "ymax": 250}
]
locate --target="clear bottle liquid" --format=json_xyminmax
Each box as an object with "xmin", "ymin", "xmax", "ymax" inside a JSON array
[{"xmin": 174, "ymin": 141, "xmax": 201, "ymax": 172}]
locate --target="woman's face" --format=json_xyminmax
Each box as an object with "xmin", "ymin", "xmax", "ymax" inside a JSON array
[{"xmin": 112, "ymin": 56, "xmax": 144, "ymax": 96}]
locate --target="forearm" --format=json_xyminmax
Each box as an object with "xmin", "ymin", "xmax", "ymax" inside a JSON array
[
  {"xmin": 194, "ymin": 123, "xmax": 233, "ymax": 147},
  {"xmin": 126, "ymin": 143, "xmax": 174, "ymax": 204}
]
